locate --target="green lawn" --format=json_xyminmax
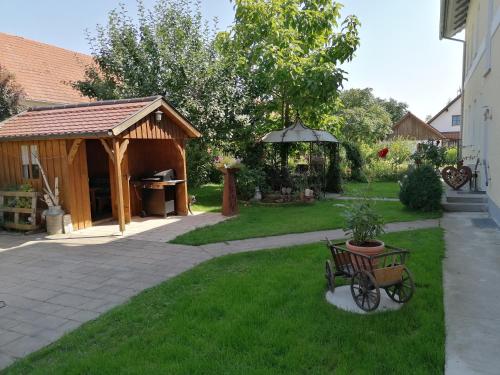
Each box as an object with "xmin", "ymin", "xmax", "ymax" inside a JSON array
[
  {"xmin": 342, "ymin": 181, "xmax": 400, "ymax": 198},
  {"xmin": 174, "ymin": 199, "xmax": 440, "ymax": 246},
  {"xmin": 4, "ymin": 228, "xmax": 445, "ymax": 375},
  {"xmin": 189, "ymin": 184, "xmax": 223, "ymax": 213}
]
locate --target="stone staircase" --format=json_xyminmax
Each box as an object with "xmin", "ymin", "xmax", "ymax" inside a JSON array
[{"xmin": 442, "ymin": 188, "xmax": 489, "ymax": 212}]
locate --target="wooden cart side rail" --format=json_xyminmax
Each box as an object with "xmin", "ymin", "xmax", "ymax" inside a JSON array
[
  {"xmin": 325, "ymin": 239, "xmax": 411, "ymax": 273},
  {"xmin": 326, "ymin": 239, "xmax": 410, "ymax": 260},
  {"xmin": 373, "ymin": 265, "xmax": 405, "ymax": 287}
]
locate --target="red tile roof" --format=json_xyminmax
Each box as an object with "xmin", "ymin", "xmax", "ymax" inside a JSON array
[
  {"xmin": 0, "ymin": 32, "xmax": 93, "ymax": 104},
  {"xmin": 0, "ymin": 97, "xmax": 159, "ymax": 139},
  {"xmin": 0, "ymin": 96, "xmax": 202, "ymax": 140}
]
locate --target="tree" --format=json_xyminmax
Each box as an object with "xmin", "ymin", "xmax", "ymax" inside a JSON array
[
  {"xmin": 0, "ymin": 65, "xmax": 24, "ymax": 122},
  {"xmin": 377, "ymin": 97, "xmax": 408, "ymax": 124},
  {"xmin": 73, "ymin": 0, "xmax": 260, "ymax": 186},
  {"xmin": 221, "ymin": 0, "xmax": 360, "ymax": 129},
  {"xmin": 339, "ymin": 88, "xmax": 392, "ymax": 144},
  {"xmin": 73, "ymin": 0, "xmax": 252, "ymax": 151}
]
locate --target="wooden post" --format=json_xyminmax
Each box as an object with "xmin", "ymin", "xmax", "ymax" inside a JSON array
[
  {"xmin": 175, "ymin": 139, "xmax": 188, "ymax": 215},
  {"xmin": 113, "ymin": 138, "xmax": 126, "ymax": 233},
  {"xmin": 221, "ymin": 168, "xmax": 239, "ymax": 217}
]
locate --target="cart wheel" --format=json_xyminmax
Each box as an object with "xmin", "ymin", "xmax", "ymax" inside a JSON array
[
  {"xmin": 325, "ymin": 260, "xmax": 335, "ymax": 293},
  {"xmin": 385, "ymin": 266, "xmax": 415, "ymax": 303},
  {"xmin": 350, "ymin": 270, "xmax": 380, "ymax": 312}
]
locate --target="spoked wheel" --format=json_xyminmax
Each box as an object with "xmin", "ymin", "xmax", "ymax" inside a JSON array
[
  {"xmin": 325, "ymin": 260, "xmax": 335, "ymax": 293},
  {"xmin": 350, "ymin": 270, "xmax": 380, "ymax": 312},
  {"xmin": 385, "ymin": 266, "xmax": 415, "ymax": 303}
]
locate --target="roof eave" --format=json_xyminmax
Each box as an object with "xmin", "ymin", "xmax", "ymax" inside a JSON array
[
  {"xmin": 0, "ymin": 131, "xmax": 110, "ymax": 142},
  {"xmin": 427, "ymin": 94, "xmax": 462, "ymax": 124},
  {"xmin": 440, "ymin": 0, "xmax": 469, "ymax": 39}
]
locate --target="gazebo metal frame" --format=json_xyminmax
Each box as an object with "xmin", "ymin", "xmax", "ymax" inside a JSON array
[{"xmin": 260, "ymin": 115, "xmax": 339, "ymax": 195}]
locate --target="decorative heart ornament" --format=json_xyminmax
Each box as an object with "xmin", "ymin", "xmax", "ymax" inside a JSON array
[{"xmin": 441, "ymin": 165, "xmax": 472, "ymax": 190}]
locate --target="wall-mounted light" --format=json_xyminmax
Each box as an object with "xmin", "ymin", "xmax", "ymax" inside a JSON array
[{"xmin": 155, "ymin": 110, "xmax": 163, "ymax": 122}]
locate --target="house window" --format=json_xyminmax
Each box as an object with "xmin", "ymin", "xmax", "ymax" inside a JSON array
[
  {"xmin": 21, "ymin": 145, "xmax": 40, "ymax": 179},
  {"xmin": 451, "ymin": 115, "xmax": 461, "ymax": 126}
]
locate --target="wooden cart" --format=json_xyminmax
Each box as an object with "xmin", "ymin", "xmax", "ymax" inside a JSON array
[{"xmin": 325, "ymin": 239, "xmax": 415, "ymax": 312}]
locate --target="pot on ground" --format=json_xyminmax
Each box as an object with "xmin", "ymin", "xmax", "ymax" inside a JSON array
[
  {"xmin": 346, "ymin": 239, "xmax": 385, "ymax": 268},
  {"xmin": 46, "ymin": 206, "xmax": 64, "ymax": 235}
]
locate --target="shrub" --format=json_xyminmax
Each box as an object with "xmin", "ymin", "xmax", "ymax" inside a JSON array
[
  {"xmin": 359, "ymin": 138, "xmax": 414, "ymax": 182},
  {"xmin": 186, "ymin": 141, "xmax": 220, "ymax": 188},
  {"xmin": 236, "ymin": 166, "xmax": 268, "ymax": 200},
  {"xmin": 343, "ymin": 141, "xmax": 366, "ymax": 182},
  {"xmin": 411, "ymin": 141, "xmax": 447, "ymax": 169},
  {"xmin": 399, "ymin": 165, "xmax": 443, "ymax": 211},
  {"xmin": 386, "ymin": 138, "xmax": 413, "ymax": 167},
  {"xmin": 445, "ymin": 147, "xmax": 458, "ymax": 165},
  {"xmin": 364, "ymin": 159, "xmax": 405, "ymax": 182}
]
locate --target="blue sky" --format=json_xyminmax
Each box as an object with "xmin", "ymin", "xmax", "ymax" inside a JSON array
[{"xmin": 0, "ymin": 0, "xmax": 462, "ymax": 118}]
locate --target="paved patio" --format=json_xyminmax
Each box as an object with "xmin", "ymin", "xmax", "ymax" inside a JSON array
[
  {"xmin": 0, "ymin": 212, "xmax": 225, "ymax": 368},
  {"xmin": 442, "ymin": 212, "xmax": 500, "ymax": 375},
  {"xmin": 0, "ymin": 216, "xmax": 438, "ymax": 369}
]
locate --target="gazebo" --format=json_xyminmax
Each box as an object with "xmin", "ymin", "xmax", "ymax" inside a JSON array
[
  {"xmin": 260, "ymin": 116, "xmax": 339, "ymax": 195},
  {"xmin": 261, "ymin": 116, "xmax": 338, "ymax": 144}
]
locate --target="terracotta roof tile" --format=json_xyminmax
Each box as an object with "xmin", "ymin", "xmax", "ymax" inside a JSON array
[
  {"xmin": 0, "ymin": 32, "xmax": 93, "ymax": 104},
  {"xmin": 0, "ymin": 97, "xmax": 160, "ymax": 139}
]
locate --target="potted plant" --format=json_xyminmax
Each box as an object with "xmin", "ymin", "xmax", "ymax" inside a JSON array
[
  {"xmin": 214, "ymin": 155, "xmax": 244, "ymax": 171},
  {"xmin": 342, "ymin": 200, "xmax": 385, "ymax": 259}
]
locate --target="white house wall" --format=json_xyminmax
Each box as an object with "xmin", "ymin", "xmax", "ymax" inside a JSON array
[
  {"xmin": 462, "ymin": 0, "xmax": 500, "ymax": 224},
  {"xmin": 429, "ymin": 98, "xmax": 461, "ymax": 133}
]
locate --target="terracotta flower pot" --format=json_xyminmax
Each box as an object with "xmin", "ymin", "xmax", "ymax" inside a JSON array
[{"xmin": 346, "ymin": 239, "xmax": 385, "ymax": 269}]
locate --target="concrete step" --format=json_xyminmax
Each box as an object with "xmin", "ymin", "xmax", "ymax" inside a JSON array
[
  {"xmin": 442, "ymin": 201, "xmax": 489, "ymax": 212},
  {"xmin": 446, "ymin": 195, "xmax": 488, "ymax": 204}
]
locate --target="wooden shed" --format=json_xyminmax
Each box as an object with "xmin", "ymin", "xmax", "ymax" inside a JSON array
[
  {"xmin": 391, "ymin": 112, "xmax": 444, "ymax": 141},
  {"xmin": 0, "ymin": 96, "xmax": 201, "ymax": 232}
]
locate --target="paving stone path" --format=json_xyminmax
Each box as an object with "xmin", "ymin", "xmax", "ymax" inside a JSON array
[
  {"xmin": 442, "ymin": 212, "xmax": 500, "ymax": 375},
  {"xmin": 0, "ymin": 216, "xmax": 439, "ymax": 369}
]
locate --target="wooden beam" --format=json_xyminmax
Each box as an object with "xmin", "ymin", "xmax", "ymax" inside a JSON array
[
  {"xmin": 99, "ymin": 139, "xmax": 115, "ymax": 164},
  {"xmin": 118, "ymin": 139, "xmax": 129, "ymax": 161},
  {"xmin": 113, "ymin": 138, "xmax": 126, "ymax": 233},
  {"xmin": 67, "ymin": 139, "xmax": 83, "ymax": 164}
]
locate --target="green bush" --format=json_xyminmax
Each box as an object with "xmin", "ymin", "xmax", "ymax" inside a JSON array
[
  {"xmin": 236, "ymin": 166, "xmax": 268, "ymax": 200},
  {"xmin": 445, "ymin": 147, "xmax": 458, "ymax": 165},
  {"xmin": 186, "ymin": 141, "xmax": 220, "ymax": 188},
  {"xmin": 343, "ymin": 142, "xmax": 366, "ymax": 182},
  {"xmin": 364, "ymin": 159, "xmax": 405, "ymax": 182},
  {"xmin": 411, "ymin": 141, "xmax": 447, "ymax": 169},
  {"xmin": 358, "ymin": 138, "xmax": 414, "ymax": 182},
  {"xmin": 399, "ymin": 165, "xmax": 442, "ymax": 211}
]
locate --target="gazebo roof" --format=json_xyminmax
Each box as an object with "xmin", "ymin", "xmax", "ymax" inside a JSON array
[{"xmin": 260, "ymin": 117, "xmax": 338, "ymax": 143}]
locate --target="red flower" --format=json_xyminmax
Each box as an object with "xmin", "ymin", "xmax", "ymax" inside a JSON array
[{"xmin": 378, "ymin": 147, "xmax": 389, "ymax": 158}]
